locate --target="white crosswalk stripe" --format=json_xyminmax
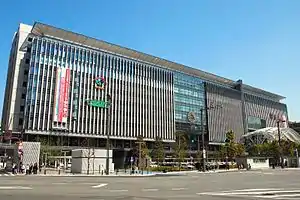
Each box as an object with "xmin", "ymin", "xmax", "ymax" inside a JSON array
[{"xmin": 197, "ymin": 188, "xmax": 300, "ymax": 199}]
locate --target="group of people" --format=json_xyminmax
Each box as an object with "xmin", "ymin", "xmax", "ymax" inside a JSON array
[{"xmin": 12, "ymin": 162, "xmax": 39, "ymax": 175}]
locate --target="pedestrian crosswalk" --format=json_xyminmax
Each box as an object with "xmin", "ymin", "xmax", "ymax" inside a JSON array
[{"xmin": 197, "ymin": 188, "xmax": 300, "ymax": 199}]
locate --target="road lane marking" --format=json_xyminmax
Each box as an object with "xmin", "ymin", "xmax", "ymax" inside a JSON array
[
  {"xmin": 197, "ymin": 188, "xmax": 281, "ymax": 196},
  {"xmin": 254, "ymin": 193, "xmax": 300, "ymax": 199},
  {"xmin": 0, "ymin": 186, "xmax": 32, "ymax": 190},
  {"xmin": 197, "ymin": 188, "xmax": 300, "ymax": 199},
  {"xmin": 52, "ymin": 183, "xmax": 67, "ymax": 185},
  {"xmin": 211, "ymin": 189, "xmax": 300, "ymax": 195},
  {"xmin": 109, "ymin": 189, "xmax": 128, "ymax": 192},
  {"xmin": 142, "ymin": 188, "xmax": 159, "ymax": 192},
  {"xmin": 92, "ymin": 183, "xmax": 108, "ymax": 188},
  {"xmin": 172, "ymin": 188, "xmax": 186, "ymax": 191}
]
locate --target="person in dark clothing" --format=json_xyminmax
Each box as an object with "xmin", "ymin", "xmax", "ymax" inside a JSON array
[
  {"xmin": 29, "ymin": 163, "xmax": 33, "ymax": 174},
  {"xmin": 33, "ymin": 163, "xmax": 38, "ymax": 174}
]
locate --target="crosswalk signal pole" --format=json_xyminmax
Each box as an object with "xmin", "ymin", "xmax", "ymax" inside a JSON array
[{"xmin": 106, "ymin": 94, "xmax": 112, "ymax": 175}]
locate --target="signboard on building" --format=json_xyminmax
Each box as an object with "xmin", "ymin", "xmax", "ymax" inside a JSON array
[
  {"xmin": 95, "ymin": 77, "xmax": 106, "ymax": 90},
  {"xmin": 86, "ymin": 100, "xmax": 110, "ymax": 108},
  {"xmin": 53, "ymin": 67, "xmax": 71, "ymax": 123}
]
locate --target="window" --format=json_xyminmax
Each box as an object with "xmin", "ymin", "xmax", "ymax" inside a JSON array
[
  {"xmin": 28, "ymin": 37, "xmax": 33, "ymax": 42},
  {"xmin": 20, "ymin": 106, "xmax": 24, "ymax": 112},
  {"xmin": 19, "ymin": 118, "xmax": 24, "ymax": 126},
  {"xmin": 26, "ymin": 47, "xmax": 31, "ymax": 53},
  {"xmin": 22, "ymin": 82, "xmax": 27, "ymax": 87},
  {"xmin": 261, "ymin": 119, "xmax": 266, "ymax": 128},
  {"xmin": 21, "ymin": 94, "xmax": 26, "ymax": 99},
  {"xmin": 248, "ymin": 116, "xmax": 266, "ymax": 130},
  {"xmin": 25, "ymin": 59, "xmax": 30, "ymax": 64}
]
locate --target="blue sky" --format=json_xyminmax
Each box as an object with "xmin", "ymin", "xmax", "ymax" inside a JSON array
[{"xmin": 0, "ymin": 0, "xmax": 299, "ymax": 121}]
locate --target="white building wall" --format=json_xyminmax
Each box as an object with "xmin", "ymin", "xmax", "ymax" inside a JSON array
[
  {"xmin": 247, "ymin": 158, "xmax": 270, "ymax": 169},
  {"xmin": 71, "ymin": 149, "xmax": 113, "ymax": 174},
  {"xmin": 2, "ymin": 24, "xmax": 32, "ymax": 132}
]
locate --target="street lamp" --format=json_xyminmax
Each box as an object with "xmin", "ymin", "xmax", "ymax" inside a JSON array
[
  {"xmin": 105, "ymin": 94, "xmax": 112, "ymax": 175},
  {"xmin": 277, "ymin": 118, "xmax": 285, "ymax": 169},
  {"xmin": 199, "ymin": 104, "xmax": 222, "ymax": 172},
  {"xmin": 270, "ymin": 114, "xmax": 286, "ymax": 168}
]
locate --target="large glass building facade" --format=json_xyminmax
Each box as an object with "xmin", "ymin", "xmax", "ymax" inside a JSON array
[
  {"xmin": 174, "ymin": 72, "xmax": 205, "ymax": 124},
  {"xmin": 2, "ymin": 22, "xmax": 289, "ymax": 155}
]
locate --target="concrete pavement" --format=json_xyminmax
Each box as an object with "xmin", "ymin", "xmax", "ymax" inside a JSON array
[{"xmin": 0, "ymin": 169, "xmax": 299, "ymax": 200}]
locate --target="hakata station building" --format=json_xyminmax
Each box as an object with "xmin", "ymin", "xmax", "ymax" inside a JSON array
[{"xmin": 2, "ymin": 22, "xmax": 288, "ymax": 159}]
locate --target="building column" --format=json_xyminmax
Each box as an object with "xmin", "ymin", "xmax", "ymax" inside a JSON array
[{"xmin": 236, "ymin": 80, "xmax": 248, "ymax": 135}]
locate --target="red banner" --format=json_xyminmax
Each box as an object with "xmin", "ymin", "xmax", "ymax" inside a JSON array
[
  {"xmin": 63, "ymin": 69, "xmax": 70, "ymax": 123},
  {"xmin": 58, "ymin": 70, "xmax": 66, "ymax": 122}
]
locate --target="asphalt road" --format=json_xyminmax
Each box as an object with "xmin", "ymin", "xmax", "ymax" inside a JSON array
[{"xmin": 0, "ymin": 169, "xmax": 300, "ymax": 200}]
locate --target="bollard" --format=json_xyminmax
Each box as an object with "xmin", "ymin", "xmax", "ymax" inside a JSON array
[
  {"xmin": 44, "ymin": 169, "xmax": 46, "ymax": 175},
  {"xmin": 58, "ymin": 169, "xmax": 61, "ymax": 175}
]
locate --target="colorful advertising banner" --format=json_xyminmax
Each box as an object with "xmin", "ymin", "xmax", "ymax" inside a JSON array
[
  {"xmin": 63, "ymin": 69, "xmax": 71, "ymax": 123},
  {"xmin": 53, "ymin": 68, "xmax": 70, "ymax": 123}
]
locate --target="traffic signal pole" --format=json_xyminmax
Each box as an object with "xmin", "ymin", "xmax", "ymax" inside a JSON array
[{"xmin": 105, "ymin": 94, "xmax": 112, "ymax": 175}]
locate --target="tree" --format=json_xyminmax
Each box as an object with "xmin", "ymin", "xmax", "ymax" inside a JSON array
[
  {"xmin": 38, "ymin": 136, "xmax": 62, "ymax": 166},
  {"xmin": 281, "ymin": 140, "xmax": 297, "ymax": 157},
  {"xmin": 133, "ymin": 136, "xmax": 149, "ymax": 169},
  {"xmin": 173, "ymin": 131, "xmax": 188, "ymax": 167},
  {"xmin": 248, "ymin": 140, "xmax": 300, "ymax": 158},
  {"xmin": 196, "ymin": 150, "xmax": 202, "ymax": 162},
  {"xmin": 152, "ymin": 137, "xmax": 165, "ymax": 165},
  {"xmin": 82, "ymin": 138, "xmax": 96, "ymax": 175},
  {"xmin": 224, "ymin": 130, "xmax": 245, "ymax": 160}
]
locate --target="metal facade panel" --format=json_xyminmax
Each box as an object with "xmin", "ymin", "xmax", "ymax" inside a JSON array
[
  {"xmin": 206, "ymin": 83, "xmax": 244, "ymax": 143},
  {"xmin": 23, "ymin": 37, "xmax": 175, "ymax": 141},
  {"xmin": 244, "ymin": 93, "xmax": 288, "ymax": 128},
  {"xmin": 22, "ymin": 142, "xmax": 40, "ymax": 165}
]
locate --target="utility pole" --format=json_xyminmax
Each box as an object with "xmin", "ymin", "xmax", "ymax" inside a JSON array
[
  {"xmin": 270, "ymin": 114, "xmax": 286, "ymax": 168},
  {"xmin": 106, "ymin": 94, "xmax": 112, "ymax": 175},
  {"xmin": 200, "ymin": 104, "xmax": 222, "ymax": 172},
  {"xmin": 87, "ymin": 147, "xmax": 91, "ymax": 175},
  {"xmin": 200, "ymin": 108, "xmax": 206, "ymax": 172},
  {"xmin": 277, "ymin": 120, "xmax": 284, "ymax": 168}
]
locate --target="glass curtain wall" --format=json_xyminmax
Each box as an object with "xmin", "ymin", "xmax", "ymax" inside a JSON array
[{"xmin": 174, "ymin": 72, "xmax": 206, "ymax": 140}]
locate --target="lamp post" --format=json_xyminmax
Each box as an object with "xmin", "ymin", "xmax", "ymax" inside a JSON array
[
  {"xmin": 277, "ymin": 119, "xmax": 285, "ymax": 169},
  {"xmin": 105, "ymin": 94, "xmax": 112, "ymax": 175},
  {"xmin": 200, "ymin": 104, "xmax": 222, "ymax": 172},
  {"xmin": 270, "ymin": 114, "xmax": 286, "ymax": 168}
]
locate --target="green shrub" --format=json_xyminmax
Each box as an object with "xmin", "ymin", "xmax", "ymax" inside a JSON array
[{"xmin": 150, "ymin": 166, "xmax": 185, "ymax": 172}]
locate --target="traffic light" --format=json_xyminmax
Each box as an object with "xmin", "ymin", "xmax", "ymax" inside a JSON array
[{"xmin": 190, "ymin": 134, "xmax": 196, "ymax": 143}]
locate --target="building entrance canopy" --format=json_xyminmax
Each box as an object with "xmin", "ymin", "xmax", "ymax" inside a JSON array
[{"xmin": 241, "ymin": 127, "xmax": 300, "ymax": 144}]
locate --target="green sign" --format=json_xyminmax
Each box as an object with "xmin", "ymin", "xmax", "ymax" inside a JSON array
[{"xmin": 86, "ymin": 100, "xmax": 110, "ymax": 108}]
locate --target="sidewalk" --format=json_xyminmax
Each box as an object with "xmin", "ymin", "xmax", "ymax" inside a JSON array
[
  {"xmin": 13, "ymin": 169, "xmax": 242, "ymax": 177},
  {"xmin": 12, "ymin": 167, "xmax": 300, "ymax": 177}
]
